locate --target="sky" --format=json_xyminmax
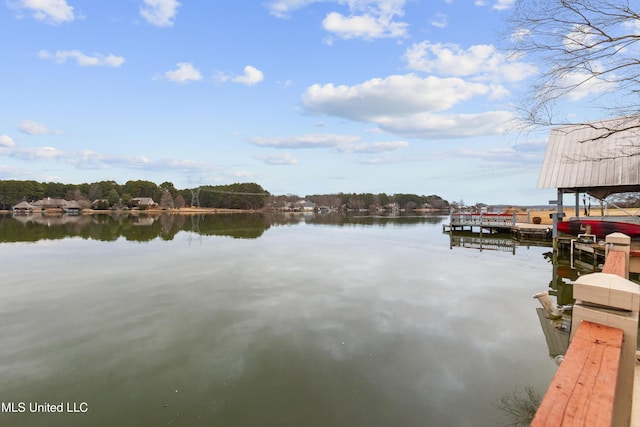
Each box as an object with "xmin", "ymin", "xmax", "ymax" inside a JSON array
[{"xmin": 0, "ymin": 0, "xmax": 563, "ymax": 205}]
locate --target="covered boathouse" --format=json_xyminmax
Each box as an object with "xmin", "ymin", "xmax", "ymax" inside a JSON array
[{"xmin": 538, "ymin": 115, "xmax": 640, "ymax": 240}]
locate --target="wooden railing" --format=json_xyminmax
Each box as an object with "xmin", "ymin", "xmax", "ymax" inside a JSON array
[
  {"xmin": 531, "ymin": 321, "xmax": 623, "ymax": 426},
  {"xmin": 450, "ymin": 212, "xmax": 530, "ymax": 225},
  {"xmin": 531, "ymin": 233, "xmax": 639, "ymax": 426}
]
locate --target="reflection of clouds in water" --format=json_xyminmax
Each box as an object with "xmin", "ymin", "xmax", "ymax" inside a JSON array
[{"xmin": 0, "ymin": 219, "xmax": 555, "ymax": 426}]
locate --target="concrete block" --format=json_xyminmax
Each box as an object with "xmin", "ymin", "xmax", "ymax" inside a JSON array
[
  {"xmin": 606, "ymin": 232, "xmax": 631, "ymax": 246},
  {"xmin": 574, "ymin": 272, "xmax": 640, "ymax": 311}
]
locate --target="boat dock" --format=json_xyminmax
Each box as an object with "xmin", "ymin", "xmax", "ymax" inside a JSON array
[{"xmin": 442, "ymin": 212, "xmax": 552, "ymax": 240}]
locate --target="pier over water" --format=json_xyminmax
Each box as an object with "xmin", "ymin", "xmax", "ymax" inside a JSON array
[{"xmin": 443, "ymin": 211, "xmax": 552, "ymax": 241}]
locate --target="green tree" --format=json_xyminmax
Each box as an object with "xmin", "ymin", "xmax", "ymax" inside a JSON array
[
  {"xmin": 123, "ymin": 180, "xmax": 158, "ymax": 198},
  {"xmin": 107, "ymin": 189, "xmax": 120, "ymax": 206},
  {"xmin": 121, "ymin": 193, "xmax": 133, "ymax": 208}
]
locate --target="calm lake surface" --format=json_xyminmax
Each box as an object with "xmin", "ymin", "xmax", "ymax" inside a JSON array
[{"xmin": 0, "ymin": 213, "xmax": 559, "ymax": 426}]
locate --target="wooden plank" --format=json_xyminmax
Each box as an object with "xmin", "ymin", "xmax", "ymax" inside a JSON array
[
  {"xmin": 530, "ymin": 321, "xmax": 623, "ymax": 427},
  {"xmin": 602, "ymin": 250, "xmax": 626, "ymax": 277}
]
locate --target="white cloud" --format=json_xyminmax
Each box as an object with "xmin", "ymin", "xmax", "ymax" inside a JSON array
[
  {"xmin": 404, "ymin": 41, "xmax": 535, "ymax": 83},
  {"xmin": 13, "ymin": 0, "xmax": 75, "ymax": 24},
  {"xmin": 38, "ymin": 50, "xmax": 125, "ymax": 67},
  {"xmin": 217, "ymin": 66, "xmax": 265, "ymax": 86},
  {"xmin": 559, "ymin": 70, "xmax": 617, "ymax": 101},
  {"xmin": 302, "ymin": 74, "xmax": 491, "ymax": 121},
  {"xmin": 564, "ymin": 24, "xmax": 600, "ymax": 53},
  {"xmin": 232, "ymin": 66, "xmax": 264, "ymax": 86},
  {"xmin": 473, "ymin": 0, "xmax": 514, "ymax": 10},
  {"xmin": 0, "ymin": 135, "xmax": 15, "ymax": 147},
  {"xmin": 11, "ymin": 146, "xmax": 63, "ymax": 160},
  {"xmin": 375, "ymin": 111, "xmax": 514, "ymax": 139},
  {"xmin": 492, "ymin": 0, "xmax": 514, "ymax": 10},
  {"xmin": 265, "ymin": 0, "xmax": 320, "ymax": 18},
  {"xmin": 622, "ymin": 19, "xmax": 640, "ymax": 35},
  {"xmin": 140, "ymin": 0, "xmax": 180, "ymax": 27},
  {"xmin": 268, "ymin": 0, "xmax": 409, "ymax": 40},
  {"xmin": 164, "ymin": 62, "xmax": 202, "ymax": 83},
  {"xmin": 430, "ymin": 13, "xmax": 447, "ymax": 29},
  {"xmin": 322, "ymin": 11, "xmax": 408, "ymax": 40},
  {"xmin": 250, "ymin": 133, "xmax": 361, "ymax": 149},
  {"xmin": 510, "ymin": 28, "xmax": 531, "ymax": 42},
  {"xmin": 258, "ymin": 153, "xmax": 299, "ymax": 165},
  {"xmin": 249, "ymin": 133, "xmax": 408, "ymax": 153},
  {"xmin": 18, "ymin": 120, "xmax": 63, "ymax": 135},
  {"xmin": 339, "ymin": 140, "xmax": 409, "ymax": 153},
  {"xmin": 0, "ymin": 144, "xmax": 219, "ymax": 172}
]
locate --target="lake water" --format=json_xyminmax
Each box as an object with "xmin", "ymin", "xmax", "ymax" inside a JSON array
[{"xmin": 0, "ymin": 212, "xmax": 560, "ymax": 426}]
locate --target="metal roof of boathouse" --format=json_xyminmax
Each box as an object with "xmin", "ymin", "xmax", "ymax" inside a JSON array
[{"xmin": 538, "ymin": 115, "xmax": 640, "ymax": 198}]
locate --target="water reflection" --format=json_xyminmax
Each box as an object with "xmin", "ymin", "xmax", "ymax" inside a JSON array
[
  {"xmin": 1, "ymin": 213, "xmax": 270, "ymax": 242},
  {"xmin": 533, "ymin": 250, "xmax": 602, "ymax": 364},
  {"xmin": 0, "ymin": 212, "xmax": 445, "ymax": 243},
  {"xmin": 446, "ymin": 230, "xmax": 553, "ymax": 255},
  {"xmin": 449, "ymin": 233, "xmax": 518, "ymax": 254},
  {"xmin": 445, "ymin": 230, "xmax": 579, "ymax": 363},
  {"xmin": 0, "ymin": 213, "xmax": 558, "ymax": 426}
]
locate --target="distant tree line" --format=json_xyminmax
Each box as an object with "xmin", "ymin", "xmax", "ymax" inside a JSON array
[
  {"xmin": 0, "ymin": 180, "xmax": 269, "ymax": 210},
  {"xmin": 195, "ymin": 183, "xmax": 269, "ymax": 210},
  {"xmin": 0, "ymin": 180, "xmax": 449, "ymax": 212},
  {"xmin": 267, "ymin": 192, "xmax": 449, "ymax": 211}
]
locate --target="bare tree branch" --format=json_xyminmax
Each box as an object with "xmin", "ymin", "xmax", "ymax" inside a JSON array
[{"xmin": 506, "ymin": 0, "xmax": 640, "ymax": 135}]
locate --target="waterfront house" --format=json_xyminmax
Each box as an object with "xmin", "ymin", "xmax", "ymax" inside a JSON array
[
  {"xmin": 62, "ymin": 200, "xmax": 82, "ymax": 215},
  {"xmin": 33, "ymin": 197, "xmax": 67, "ymax": 210},
  {"xmin": 131, "ymin": 197, "xmax": 157, "ymax": 209},
  {"xmin": 32, "ymin": 197, "xmax": 85, "ymax": 214},
  {"xmin": 294, "ymin": 200, "xmax": 316, "ymax": 211},
  {"xmin": 12, "ymin": 200, "xmax": 36, "ymax": 214}
]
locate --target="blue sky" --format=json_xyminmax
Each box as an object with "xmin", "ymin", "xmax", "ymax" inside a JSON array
[{"xmin": 0, "ymin": 0, "xmax": 562, "ymax": 205}]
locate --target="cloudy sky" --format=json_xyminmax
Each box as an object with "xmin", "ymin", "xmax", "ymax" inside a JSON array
[{"xmin": 0, "ymin": 0, "xmax": 568, "ymax": 204}]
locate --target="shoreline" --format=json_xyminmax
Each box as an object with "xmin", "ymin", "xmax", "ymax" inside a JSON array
[{"xmin": 2, "ymin": 207, "xmax": 637, "ymax": 224}]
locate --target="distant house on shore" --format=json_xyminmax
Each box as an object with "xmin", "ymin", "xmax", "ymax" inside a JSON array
[
  {"xmin": 14, "ymin": 198, "xmax": 86, "ymax": 214},
  {"xmin": 33, "ymin": 197, "xmax": 67, "ymax": 210},
  {"xmin": 294, "ymin": 200, "xmax": 316, "ymax": 211},
  {"xmin": 12, "ymin": 200, "xmax": 36, "ymax": 214},
  {"xmin": 131, "ymin": 197, "xmax": 157, "ymax": 209},
  {"xmin": 62, "ymin": 200, "xmax": 82, "ymax": 215}
]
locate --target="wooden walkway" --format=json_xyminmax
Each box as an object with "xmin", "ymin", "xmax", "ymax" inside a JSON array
[
  {"xmin": 443, "ymin": 213, "xmax": 551, "ymax": 240},
  {"xmin": 443, "ymin": 213, "xmax": 521, "ymax": 233}
]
